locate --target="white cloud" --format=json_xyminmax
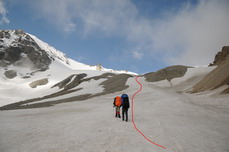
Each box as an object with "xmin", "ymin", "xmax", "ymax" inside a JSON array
[
  {"xmin": 132, "ymin": 51, "xmax": 143, "ymax": 60},
  {"xmin": 23, "ymin": 0, "xmax": 78, "ymax": 33},
  {"xmin": 64, "ymin": 22, "xmax": 76, "ymax": 33},
  {"xmin": 151, "ymin": 0, "xmax": 229, "ymax": 66},
  {"xmin": 23, "ymin": 0, "xmax": 137, "ymax": 35},
  {"xmin": 17, "ymin": 0, "xmax": 229, "ymax": 66},
  {"xmin": 0, "ymin": 0, "xmax": 10, "ymax": 24}
]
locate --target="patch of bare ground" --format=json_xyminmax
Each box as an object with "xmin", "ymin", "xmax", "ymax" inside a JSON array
[
  {"xmin": 144, "ymin": 65, "xmax": 191, "ymax": 82},
  {"xmin": 0, "ymin": 73, "xmax": 133, "ymax": 110}
]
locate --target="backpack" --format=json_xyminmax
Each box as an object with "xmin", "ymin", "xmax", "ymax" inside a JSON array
[
  {"xmin": 121, "ymin": 94, "xmax": 128, "ymax": 98},
  {"xmin": 115, "ymin": 96, "xmax": 122, "ymax": 107},
  {"xmin": 121, "ymin": 94, "xmax": 129, "ymax": 109}
]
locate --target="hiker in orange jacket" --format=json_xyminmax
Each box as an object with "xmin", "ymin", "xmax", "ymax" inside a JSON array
[{"xmin": 113, "ymin": 96, "xmax": 122, "ymax": 118}]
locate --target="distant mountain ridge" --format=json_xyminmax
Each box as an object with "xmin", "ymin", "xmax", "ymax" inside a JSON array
[
  {"xmin": 0, "ymin": 30, "xmax": 71, "ymax": 67},
  {"xmin": 0, "ymin": 30, "xmax": 49, "ymax": 77},
  {"xmin": 0, "ymin": 30, "xmax": 137, "ymax": 80},
  {"xmin": 0, "ymin": 30, "xmax": 137, "ymax": 108},
  {"xmin": 0, "ymin": 29, "xmax": 228, "ymax": 110},
  {"xmin": 0, "ymin": 30, "xmax": 69, "ymax": 79}
]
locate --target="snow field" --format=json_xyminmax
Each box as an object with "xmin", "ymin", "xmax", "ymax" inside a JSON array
[
  {"xmin": 1, "ymin": 76, "xmax": 228, "ymax": 152},
  {"xmin": 0, "ymin": 59, "xmax": 113, "ymax": 107},
  {"xmin": 0, "ymin": 67, "xmax": 229, "ymax": 152},
  {"xmin": 1, "ymin": 30, "xmax": 228, "ymax": 151},
  {"xmin": 129, "ymin": 77, "xmax": 229, "ymax": 152},
  {"xmin": 0, "ymin": 91, "xmax": 163, "ymax": 152},
  {"xmin": 0, "ymin": 31, "xmax": 137, "ymax": 107}
]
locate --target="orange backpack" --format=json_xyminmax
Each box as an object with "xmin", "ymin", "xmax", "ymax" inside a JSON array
[{"xmin": 115, "ymin": 96, "xmax": 122, "ymax": 107}]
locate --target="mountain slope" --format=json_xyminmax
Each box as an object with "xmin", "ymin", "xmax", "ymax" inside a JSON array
[
  {"xmin": 0, "ymin": 76, "xmax": 228, "ymax": 152},
  {"xmin": 0, "ymin": 30, "xmax": 136, "ymax": 107},
  {"xmin": 144, "ymin": 65, "xmax": 191, "ymax": 82},
  {"xmin": 0, "ymin": 30, "xmax": 228, "ymax": 109},
  {"xmin": 0, "ymin": 31, "xmax": 228, "ymax": 152},
  {"xmin": 192, "ymin": 46, "xmax": 229, "ymax": 94},
  {"xmin": 191, "ymin": 57, "xmax": 229, "ymax": 94}
]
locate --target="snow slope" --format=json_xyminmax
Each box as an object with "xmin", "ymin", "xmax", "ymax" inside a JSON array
[
  {"xmin": 0, "ymin": 59, "xmax": 118, "ymax": 106},
  {"xmin": 0, "ymin": 31, "xmax": 137, "ymax": 106},
  {"xmin": 0, "ymin": 74, "xmax": 228, "ymax": 152},
  {"xmin": 29, "ymin": 33, "xmax": 138, "ymax": 75},
  {"xmin": 1, "ymin": 31, "xmax": 228, "ymax": 151}
]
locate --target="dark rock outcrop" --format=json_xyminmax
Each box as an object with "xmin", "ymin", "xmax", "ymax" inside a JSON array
[
  {"xmin": 29, "ymin": 78, "xmax": 49, "ymax": 88},
  {"xmin": 0, "ymin": 73, "xmax": 133, "ymax": 110},
  {"xmin": 192, "ymin": 59, "xmax": 229, "ymax": 94},
  {"xmin": 0, "ymin": 30, "xmax": 52, "ymax": 71},
  {"xmin": 144, "ymin": 65, "xmax": 191, "ymax": 82},
  {"xmin": 52, "ymin": 73, "xmax": 87, "ymax": 90},
  {"xmin": 210, "ymin": 46, "xmax": 229, "ymax": 66},
  {"xmin": 4, "ymin": 70, "xmax": 17, "ymax": 79},
  {"xmin": 192, "ymin": 46, "xmax": 229, "ymax": 94}
]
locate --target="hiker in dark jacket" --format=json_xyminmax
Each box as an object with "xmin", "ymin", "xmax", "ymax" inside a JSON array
[
  {"xmin": 113, "ymin": 96, "xmax": 122, "ymax": 118},
  {"xmin": 121, "ymin": 94, "xmax": 130, "ymax": 122}
]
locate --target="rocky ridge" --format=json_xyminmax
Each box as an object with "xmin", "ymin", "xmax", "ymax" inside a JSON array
[
  {"xmin": 0, "ymin": 73, "xmax": 132, "ymax": 110},
  {"xmin": 0, "ymin": 30, "xmax": 69, "ymax": 79},
  {"xmin": 192, "ymin": 46, "xmax": 229, "ymax": 94},
  {"xmin": 210, "ymin": 46, "xmax": 229, "ymax": 66},
  {"xmin": 144, "ymin": 65, "xmax": 191, "ymax": 82}
]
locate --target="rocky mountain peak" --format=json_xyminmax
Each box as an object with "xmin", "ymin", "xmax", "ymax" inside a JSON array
[
  {"xmin": 0, "ymin": 30, "xmax": 52, "ymax": 70},
  {"xmin": 210, "ymin": 46, "xmax": 229, "ymax": 66},
  {"xmin": 0, "ymin": 30, "xmax": 69, "ymax": 79}
]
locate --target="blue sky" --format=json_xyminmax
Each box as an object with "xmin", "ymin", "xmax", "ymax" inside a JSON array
[{"xmin": 1, "ymin": 0, "xmax": 229, "ymax": 74}]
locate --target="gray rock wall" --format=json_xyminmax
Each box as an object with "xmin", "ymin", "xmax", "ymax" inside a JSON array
[{"xmin": 29, "ymin": 78, "xmax": 49, "ymax": 88}]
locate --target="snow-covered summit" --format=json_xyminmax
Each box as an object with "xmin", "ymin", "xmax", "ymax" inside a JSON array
[
  {"xmin": 0, "ymin": 30, "xmax": 70, "ymax": 66},
  {"xmin": 28, "ymin": 31, "xmax": 137, "ymax": 75},
  {"xmin": 28, "ymin": 32, "xmax": 137, "ymax": 75},
  {"xmin": 0, "ymin": 30, "xmax": 137, "ymax": 80},
  {"xmin": 0, "ymin": 30, "xmax": 137, "ymax": 107},
  {"xmin": 28, "ymin": 33, "xmax": 70, "ymax": 65}
]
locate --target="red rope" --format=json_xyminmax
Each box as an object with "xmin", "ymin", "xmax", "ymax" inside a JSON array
[{"xmin": 131, "ymin": 76, "xmax": 166, "ymax": 149}]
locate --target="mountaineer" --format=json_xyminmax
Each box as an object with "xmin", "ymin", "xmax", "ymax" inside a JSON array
[
  {"xmin": 121, "ymin": 94, "xmax": 130, "ymax": 122},
  {"xmin": 113, "ymin": 96, "xmax": 122, "ymax": 118}
]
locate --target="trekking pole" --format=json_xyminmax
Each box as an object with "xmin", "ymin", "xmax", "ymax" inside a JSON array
[{"xmin": 113, "ymin": 106, "xmax": 115, "ymax": 117}]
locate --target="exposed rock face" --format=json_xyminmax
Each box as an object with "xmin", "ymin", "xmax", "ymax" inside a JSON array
[
  {"xmin": 96, "ymin": 64, "xmax": 102, "ymax": 71},
  {"xmin": 4, "ymin": 70, "xmax": 17, "ymax": 79},
  {"xmin": 144, "ymin": 65, "xmax": 191, "ymax": 82},
  {"xmin": 210, "ymin": 46, "xmax": 229, "ymax": 66},
  {"xmin": 29, "ymin": 78, "xmax": 49, "ymax": 88},
  {"xmin": 222, "ymin": 87, "xmax": 229, "ymax": 94},
  {"xmin": 0, "ymin": 30, "xmax": 52, "ymax": 71},
  {"xmin": 52, "ymin": 73, "xmax": 87, "ymax": 90},
  {"xmin": 1, "ymin": 73, "xmax": 133, "ymax": 110},
  {"xmin": 192, "ymin": 47, "xmax": 229, "ymax": 94},
  {"xmin": 51, "ymin": 72, "xmax": 132, "ymax": 93}
]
